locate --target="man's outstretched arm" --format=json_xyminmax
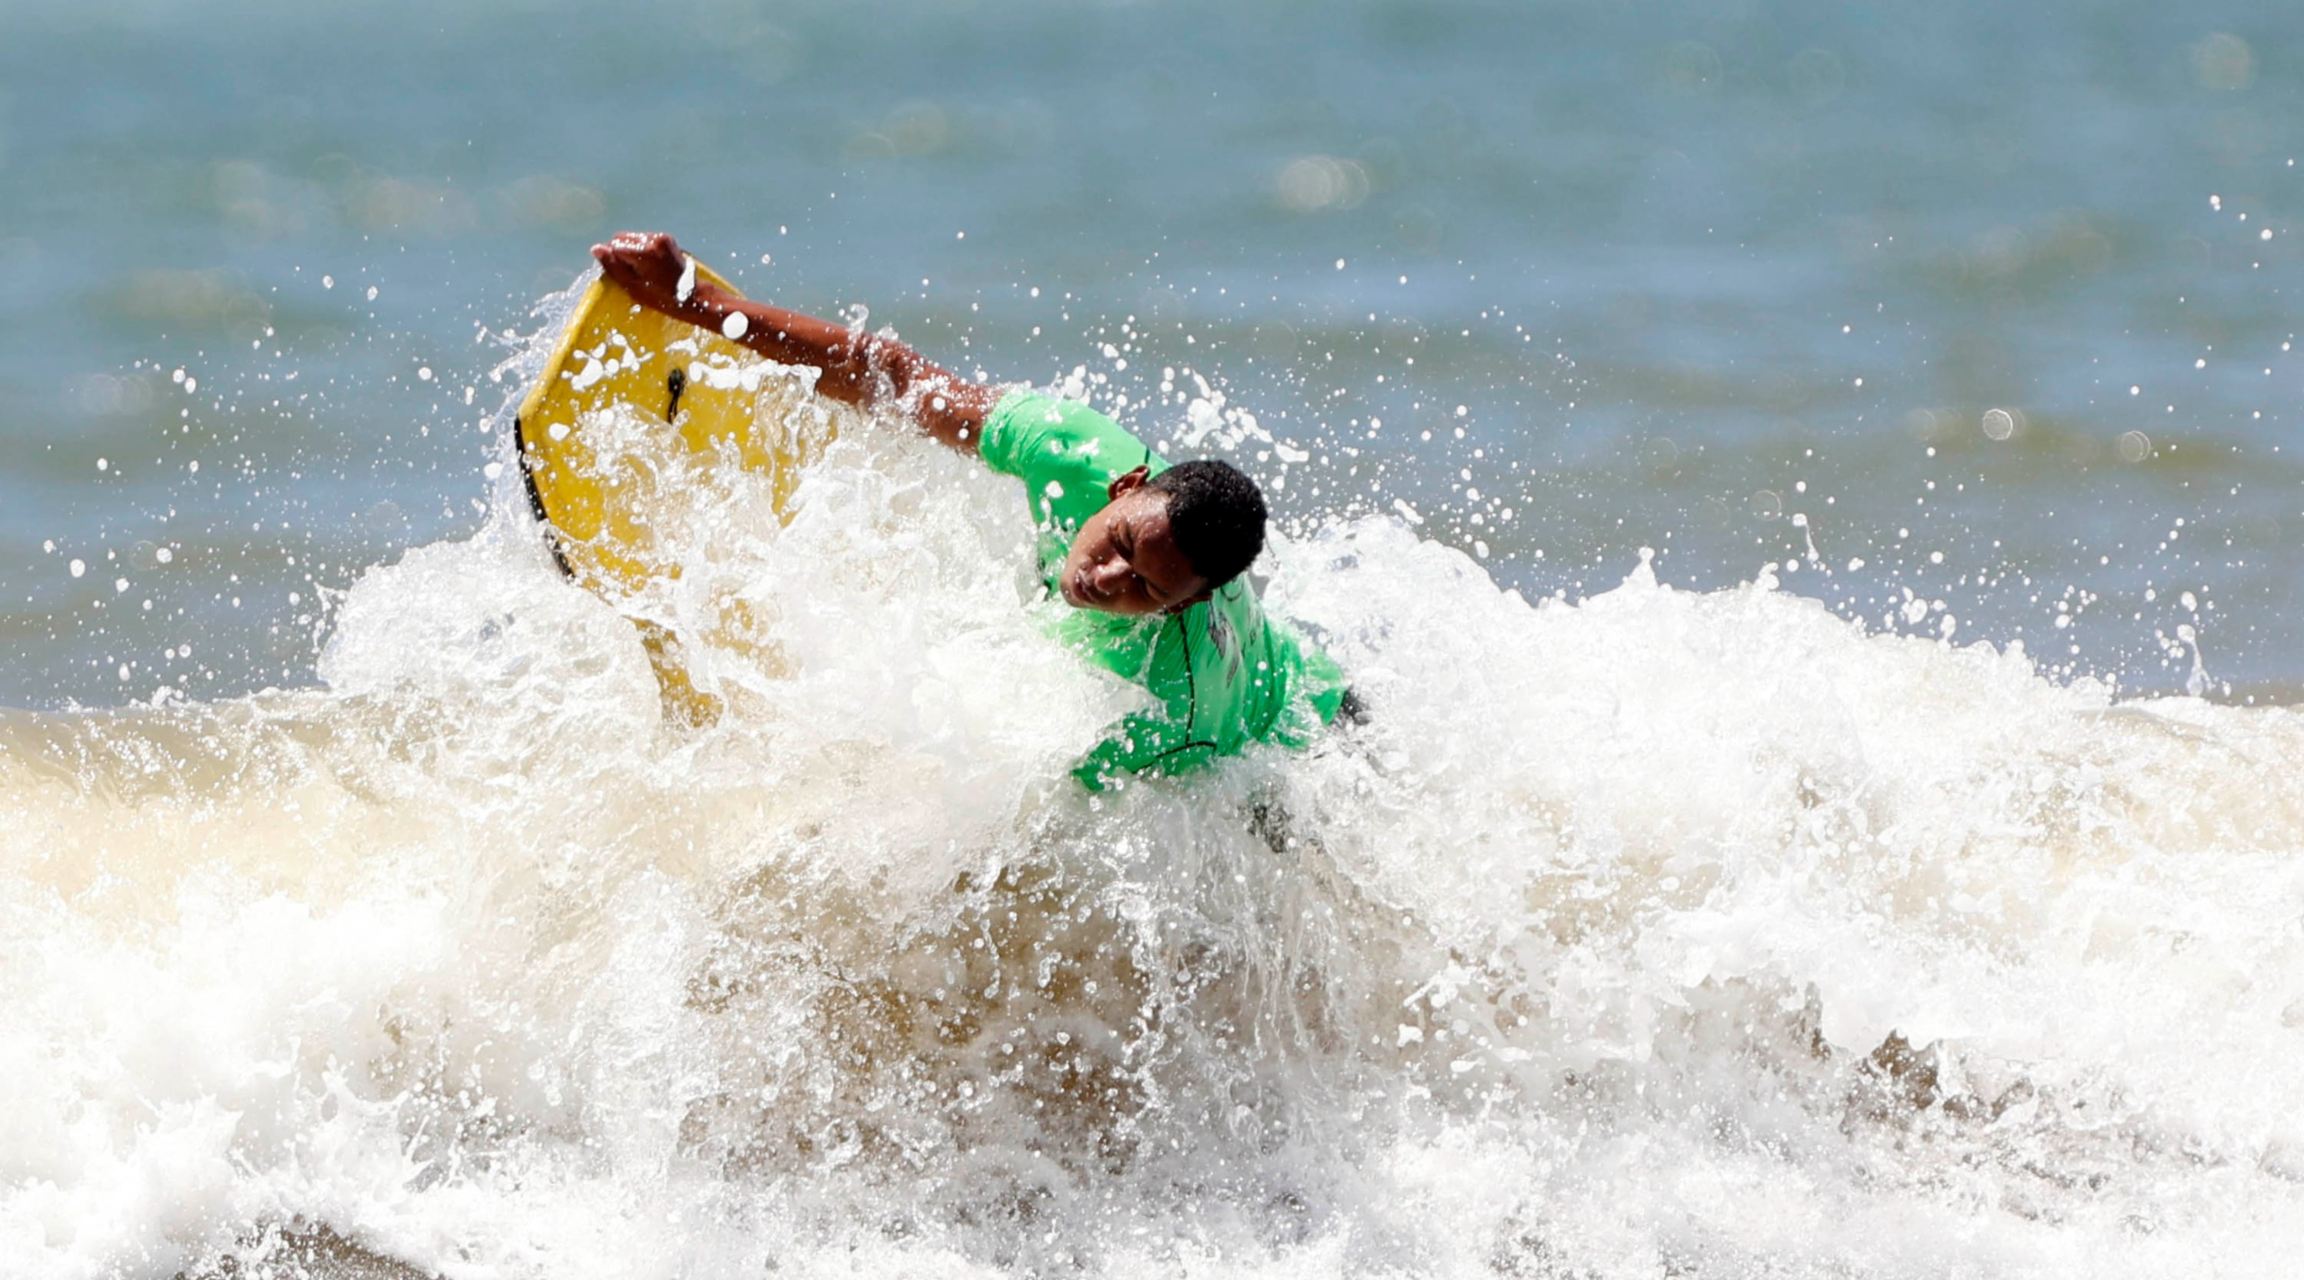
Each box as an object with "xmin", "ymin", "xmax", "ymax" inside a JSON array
[{"xmin": 591, "ymin": 231, "xmax": 998, "ymax": 454}]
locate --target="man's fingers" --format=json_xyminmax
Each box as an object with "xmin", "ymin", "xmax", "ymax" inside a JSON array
[{"xmin": 606, "ymin": 231, "xmax": 674, "ymax": 260}]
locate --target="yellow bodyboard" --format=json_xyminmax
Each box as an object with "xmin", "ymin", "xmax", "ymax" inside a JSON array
[{"xmin": 514, "ymin": 265, "xmax": 836, "ymax": 722}]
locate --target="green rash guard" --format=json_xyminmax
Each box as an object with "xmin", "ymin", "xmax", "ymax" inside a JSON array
[{"xmin": 977, "ymin": 388, "xmax": 1349, "ymax": 789}]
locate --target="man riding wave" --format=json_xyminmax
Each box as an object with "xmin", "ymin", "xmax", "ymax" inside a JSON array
[{"xmin": 591, "ymin": 232, "xmax": 1356, "ymax": 790}]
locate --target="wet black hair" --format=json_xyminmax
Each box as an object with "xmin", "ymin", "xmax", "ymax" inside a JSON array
[{"xmin": 1146, "ymin": 459, "xmax": 1267, "ymax": 589}]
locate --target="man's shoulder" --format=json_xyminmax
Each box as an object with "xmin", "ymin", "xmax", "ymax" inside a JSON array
[{"xmin": 981, "ymin": 389, "xmax": 1159, "ymax": 481}]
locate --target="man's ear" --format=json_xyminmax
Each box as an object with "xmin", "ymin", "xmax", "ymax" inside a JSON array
[{"xmin": 1106, "ymin": 465, "xmax": 1151, "ymax": 502}]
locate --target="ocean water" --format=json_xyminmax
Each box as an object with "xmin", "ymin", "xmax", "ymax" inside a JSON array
[{"xmin": 5, "ymin": 1, "xmax": 2304, "ymax": 1276}]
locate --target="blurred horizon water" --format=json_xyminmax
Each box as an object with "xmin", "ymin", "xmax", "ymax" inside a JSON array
[{"xmin": 2, "ymin": 0, "xmax": 2301, "ymax": 704}]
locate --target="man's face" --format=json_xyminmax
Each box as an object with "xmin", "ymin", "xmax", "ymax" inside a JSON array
[{"xmin": 1058, "ymin": 468, "xmax": 1212, "ymax": 616}]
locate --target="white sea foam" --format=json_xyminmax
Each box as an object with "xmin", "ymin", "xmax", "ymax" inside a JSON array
[{"xmin": 5, "ymin": 391, "xmax": 2304, "ymax": 1279}]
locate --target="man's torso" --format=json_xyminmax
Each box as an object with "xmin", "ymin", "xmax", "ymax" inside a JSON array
[{"xmin": 978, "ymin": 389, "xmax": 1345, "ymax": 786}]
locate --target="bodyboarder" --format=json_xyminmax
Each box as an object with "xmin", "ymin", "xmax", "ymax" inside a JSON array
[{"xmin": 589, "ymin": 232, "xmax": 1356, "ymax": 790}]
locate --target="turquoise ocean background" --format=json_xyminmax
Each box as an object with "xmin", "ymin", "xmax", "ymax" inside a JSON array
[{"xmin": 2, "ymin": 0, "xmax": 2299, "ymax": 705}]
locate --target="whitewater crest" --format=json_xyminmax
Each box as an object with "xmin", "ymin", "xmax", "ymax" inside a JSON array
[{"xmin": 6, "ymin": 384, "xmax": 2304, "ymax": 1279}]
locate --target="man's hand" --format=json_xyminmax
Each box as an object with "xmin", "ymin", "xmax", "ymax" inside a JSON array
[{"xmin": 592, "ymin": 231, "xmax": 699, "ymax": 316}]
